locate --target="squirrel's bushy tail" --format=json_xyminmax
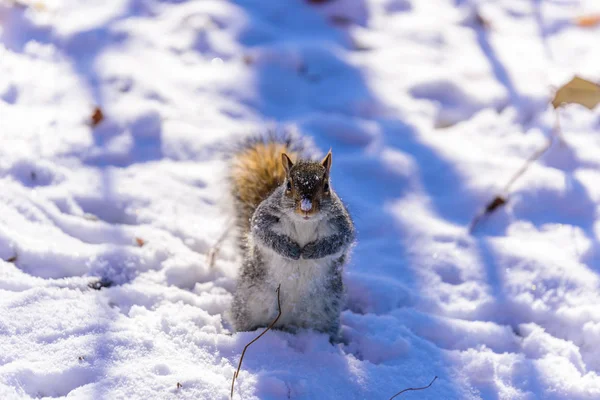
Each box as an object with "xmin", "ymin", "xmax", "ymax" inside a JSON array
[{"xmin": 229, "ymin": 131, "xmax": 316, "ymax": 245}]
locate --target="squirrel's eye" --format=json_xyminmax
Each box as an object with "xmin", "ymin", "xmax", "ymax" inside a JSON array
[
  {"xmin": 323, "ymin": 182, "xmax": 329, "ymax": 192},
  {"xmin": 286, "ymin": 181, "xmax": 292, "ymax": 191}
]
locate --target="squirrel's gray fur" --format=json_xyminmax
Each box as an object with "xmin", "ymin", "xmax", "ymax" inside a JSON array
[{"xmin": 229, "ymin": 134, "xmax": 355, "ymax": 340}]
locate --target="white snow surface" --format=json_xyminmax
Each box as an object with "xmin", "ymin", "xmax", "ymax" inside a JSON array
[{"xmin": 1, "ymin": 0, "xmax": 600, "ymax": 399}]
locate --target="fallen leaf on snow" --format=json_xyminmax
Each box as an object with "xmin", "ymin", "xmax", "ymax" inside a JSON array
[
  {"xmin": 485, "ymin": 196, "xmax": 507, "ymax": 213},
  {"xmin": 91, "ymin": 107, "xmax": 104, "ymax": 127},
  {"xmin": 552, "ymin": 76, "xmax": 600, "ymax": 110},
  {"xmin": 469, "ymin": 196, "xmax": 508, "ymax": 233},
  {"xmin": 575, "ymin": 15, "xmax": 600, "ymax": 27},
  {"xmin": 474, "ymin": 11, "xmax": 491, "ymax": 29},
  {"xmin": 242, "ymin": 54, "xmax": 254, "ymax": 65}
]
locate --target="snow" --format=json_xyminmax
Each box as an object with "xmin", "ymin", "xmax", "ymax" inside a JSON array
[
  {"xmin": 300, "ymin": 198, "xmax": 312, "ymax": 212},
  {"xmin": 1, "ymin": 0, "xmax": 600, "ymax": 399}
]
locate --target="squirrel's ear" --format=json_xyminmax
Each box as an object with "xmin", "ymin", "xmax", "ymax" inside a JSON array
[
  {"xmin": 321, "ymin": 150, "xmax": 332, "ymax": 174},
  {"xmin": 281, "ymin": 153, "xmax": 294, "ymax": 175}
]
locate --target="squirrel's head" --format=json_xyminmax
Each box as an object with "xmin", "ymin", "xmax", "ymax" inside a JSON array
[{"xmin": 280, "ymin": 151, "xmax": 333, "ymax": 221}]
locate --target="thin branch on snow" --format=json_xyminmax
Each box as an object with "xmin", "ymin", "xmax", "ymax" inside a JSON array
[
  {"xmin": 230, "ymin": 284, "xmax": 282, "ymax": 399},
  {"xmin": 500, "ymin": 137, "xmax": 554, "ymax": 195},
  {"xmin": 469, "ymin": 109, "xmax": 562, "ymax": 233},
  {"xmin": 207, "ymin": 221, "xmax": 233, "ymax": 268},
  {"xmin": 469, "ymin": 138, "xmax": 551, "ymax": 233},
  {"xmin": 388, "ymin": 376, "xmax": 438, "ymax": 400}
]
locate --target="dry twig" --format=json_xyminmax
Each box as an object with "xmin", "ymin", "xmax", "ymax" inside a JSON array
[
  {"xmin": 469, "ymin": 109, "xmax": 562, "ymax": 233},
  {"xmin": 389, "ymin": 376, "xmax": 438, "ymax": 400},
  {"xmin": 230, "ymin": 284, "xmax": 282, "ymax": 399},
  {"xmin": 206, "ymin": 222, "xmax": 233, "ymax": 268}
]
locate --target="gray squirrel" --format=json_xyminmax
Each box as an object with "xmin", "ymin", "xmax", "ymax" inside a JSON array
[{"xmin": 228, "ymin": 134, "xmax": 355, "ymax": 340}]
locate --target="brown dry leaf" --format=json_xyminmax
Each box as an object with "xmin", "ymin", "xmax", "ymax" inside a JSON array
[
  {"xmin": 575, "ymin": 15, "xmax": 600, "ymax": 27},
  {"xmin": 6, "ymin": 255, "xmax": 17, "ymax": 263},
  {"xmin": 469, "ymin": 195, "xmax": 508, "ymax": 233},
  {"xmin": 136, "ymin": 237, "xmax": 145, "ymax": 247},
  {"xmin": 474, "ymin": 11, "xmax": 491, "ymax": 29},
  {"xmin": 242, "ymin": 54, "xmax": 254, "ymax": 65},
  {"xmin": 91, "ymin": 107, "xmax": 104, "ymax": 127},
  {"xmin": 552, "ymin": 76, "xmax": 600, "ymax": 110},
  {"xmin": 485, "ymin": 196, "xmax": 507, "ymax": 213}
]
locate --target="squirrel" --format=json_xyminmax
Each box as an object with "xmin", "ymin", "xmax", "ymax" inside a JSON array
[{"xmin": 228, "ymin": 134, "xmax": 355, "ymax": 340}]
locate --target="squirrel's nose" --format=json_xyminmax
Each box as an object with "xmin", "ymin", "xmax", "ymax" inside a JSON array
[{"xmin": 300, "ymin": 198, "xmax": 312, "ymax": 212}]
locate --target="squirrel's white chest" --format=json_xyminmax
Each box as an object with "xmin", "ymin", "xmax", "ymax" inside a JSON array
[
  {"xmin": 262, "ymin": 253, "xmax": 331, "ymax": 329},
  {"xmin": 274, "ymin": 217, "xmax": 330, "ymax": 246},
  {"xmin": 258, "ymin": 218, "xmax": 336, "ymax": 327}
]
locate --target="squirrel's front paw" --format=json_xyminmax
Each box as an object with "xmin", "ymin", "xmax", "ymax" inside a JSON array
[
  {"xmin": 301, "ymin": 242, "xmax": 320, "ymax": 259},
  {"xmin": 287, "ymin": 243, "xmax": 302, "ymax": 260}
]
